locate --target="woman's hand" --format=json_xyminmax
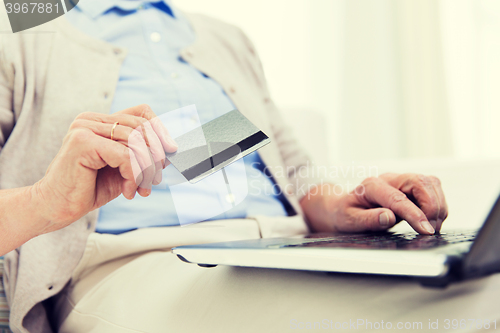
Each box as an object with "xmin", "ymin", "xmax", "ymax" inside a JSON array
[
  {"xmin": 33, "ymin": 104, "xmax": 178, "ymax": 233},
  {"xmin": 300, "ymin": 173, "xmax": 448, "ymax": 235}
]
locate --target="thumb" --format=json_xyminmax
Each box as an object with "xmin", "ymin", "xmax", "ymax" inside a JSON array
[{"xmin": 352, "ymin": 207, "xmax": 397, "ymax": 232}]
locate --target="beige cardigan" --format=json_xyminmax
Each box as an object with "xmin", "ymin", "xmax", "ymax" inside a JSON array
[{"xmin": 0, "ymin": 5, "xmax": 317, "ymax": 333}]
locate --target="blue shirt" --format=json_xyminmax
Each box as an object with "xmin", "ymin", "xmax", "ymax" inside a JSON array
[{"xmin": 66, "ymin": 0, "xmax": 288, "ymax": 233}]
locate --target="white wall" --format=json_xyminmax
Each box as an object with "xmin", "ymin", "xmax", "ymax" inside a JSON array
[{"xmin": 440, "ymin": 0, "xmax": 500, "ymax": 159}]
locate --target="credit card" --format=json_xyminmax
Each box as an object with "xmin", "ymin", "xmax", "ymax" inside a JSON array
[{"xmin": 166, "ymin": 109, "xmax": 270, "ymax": 183}]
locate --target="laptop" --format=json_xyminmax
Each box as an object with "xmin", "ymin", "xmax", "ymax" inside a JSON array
[{"xmin": 172, "ymin": 193, "xmax": 500, "ymax": 287}]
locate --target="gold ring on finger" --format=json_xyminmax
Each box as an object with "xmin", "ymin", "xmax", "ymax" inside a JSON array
[{"xmin": 110, "ymin": 122, "xmax": 119, "ymax": 141}]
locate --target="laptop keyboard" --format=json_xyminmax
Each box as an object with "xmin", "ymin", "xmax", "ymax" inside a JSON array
[{"xmin": 272, "ymin": 231, "xmax": 477, "ymax": 250}]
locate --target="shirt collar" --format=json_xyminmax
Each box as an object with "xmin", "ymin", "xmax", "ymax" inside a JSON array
[{"xmin": 72, "ymin": 0, "xmax": 175, "ymax": 19}]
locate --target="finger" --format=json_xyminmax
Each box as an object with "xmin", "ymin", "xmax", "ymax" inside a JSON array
[
  {"xmin": 73, "ymin": 117, "xmax": 168, "ymax": 180},
  {"xmin": 149, "ymin": 116, "xmax": 178, "ymax": 154},
  {"xmin": 72, "ymin": 118, "xmax": 161, "ymax": 190},
  {"xmin": 71, "ymin": 119, "xmax": 133, "ymax": 144},
  {"xmin": 118, "ymin": 104, "xmax": 178, "ymax": 153},
  {"xmin": 128, "ymin": 127, "xmax": 156, "ymax": 194},
  {"xmin": 399, "ymin": 174, "xmax": 442, "ymax": 231},
  {"xmin": 141, "ymin": 121, "xmax": 165, "ymax": 185},
  {"xmin": 76, "ymin": 112, "xmax": 148, "ymax": 131},
  {"xmin": 79, "ymin": 133, "xmax": 142, "ymax": 200},
  {"xmin": 76, "ymin": 107, "xmax": 178, "ymax": 154},
  {"xmin": 339, "ymin": 206, "xmax": 397, "ymax": 232},
  {"xmin": 377, "ymin": 173, "xmax": 448, "ymax": 232},
  {"xmin": 356, "ymin": 178, "xmax": 435, "ymax": 234},
  {"xmin": 430, "ymin": 176, "xmax": 448, "ymax": 231},
  {"xmin": 125, "ymin": 149, "xmax": 142, "ymax": 199}
]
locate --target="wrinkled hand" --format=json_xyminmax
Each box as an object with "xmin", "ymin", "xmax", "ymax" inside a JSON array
[
  {"xmin": 33, "ymin": 104, "xmax": 178, "ymax": 233},
  {"xmin": 301, "ymin": 173, "xmax": 448, "ymax": 235}
]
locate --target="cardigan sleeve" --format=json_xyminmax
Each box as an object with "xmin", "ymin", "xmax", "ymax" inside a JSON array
[{"xmin": 0, "ymin": 38, "xmax": 15, "ymax": 154}]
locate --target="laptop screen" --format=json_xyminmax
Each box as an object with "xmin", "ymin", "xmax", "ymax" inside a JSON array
[{"xmin": 462, "ymin": 193, "xmax": 500, "ymax": 277}]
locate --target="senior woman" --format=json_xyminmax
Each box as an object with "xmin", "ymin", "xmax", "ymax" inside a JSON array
[{"xmin": 0, "ymin": 1, "xmax": 449, "ymax": 332}]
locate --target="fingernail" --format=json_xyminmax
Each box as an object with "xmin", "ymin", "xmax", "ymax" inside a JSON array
[
  {"xmin": 429, "ymin": 220, "xmax": 437, "ymax": 230},
  {"xmin": 379, "ymin": 212, "xmax": 390, "ymax": 227},
  {"xmin": 128, "ymin": 190, "xmax": 136, "ymax": 200},
  {"xmin": 421, "ymin": 221, "xmax": 435, "ymax": 234},
  {"xmin": 168, "ymin": 136, "xmax": 178, "ymax": 149}
]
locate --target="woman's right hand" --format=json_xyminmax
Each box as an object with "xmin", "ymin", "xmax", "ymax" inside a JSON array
[{"xmin": 33, "ymin": 104, "xmax": 178, "ymax": 234}]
